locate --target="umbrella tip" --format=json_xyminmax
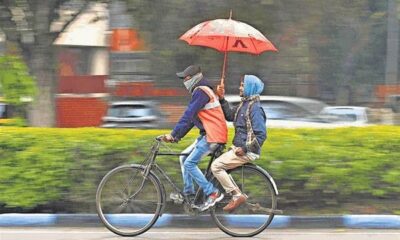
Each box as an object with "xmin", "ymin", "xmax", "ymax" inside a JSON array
[{"xmin": 229, "ymin": 9, "xmax": 232, "ymax": 19}]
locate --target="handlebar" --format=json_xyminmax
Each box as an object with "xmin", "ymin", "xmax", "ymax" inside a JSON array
[
  {"xmin": 155, "ymin": 135, "xmax": 177, "ymax": 143},
  {"xmin": 155, "ymin": 135, "xmax": 164, "ymax": 141}
]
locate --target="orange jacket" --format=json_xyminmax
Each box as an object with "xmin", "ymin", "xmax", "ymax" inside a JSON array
[{"xmin": 194, "ymin": 86, "xmax": 228, "ymax": 144}]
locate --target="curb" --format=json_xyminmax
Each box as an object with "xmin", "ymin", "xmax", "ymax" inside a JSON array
[
  {"xmin": 343, "ymin": 215, "xmax": 400, "ymax": 228},
  {"xmin": 0, "ymin": 214, "xmax": 399, "ymax": 228}
]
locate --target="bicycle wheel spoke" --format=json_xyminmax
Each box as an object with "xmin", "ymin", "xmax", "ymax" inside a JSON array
[
  {"xmin": 115, "ymin": 202, "xmax": 128, "ymax": 213},
  {"xmin": 123, "ymin": 171, "xmax": 141, "ymax": 196},
  {"xmin": 115, "ymin": 171, "xmax": 141, "ymax": 198},
  {"xmin": 112, "ymin": 186, "xmax": 127, "ymax": 199},
  {"xmin": 104, "ymin": 174, "xmax": 132, "ymax": 200},
  {"xmin": 102, "ymin": 195, "xmax": 125, "ymax": 206}
]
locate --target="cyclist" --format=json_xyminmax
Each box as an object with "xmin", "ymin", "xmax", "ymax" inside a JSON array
[
  {"xmin": 211, "ymin": 75, "xmax": 267, "ymax": 212},
  {"xmin": 161, "ymin": 65, "xmax": 227, "ymax": 210}
]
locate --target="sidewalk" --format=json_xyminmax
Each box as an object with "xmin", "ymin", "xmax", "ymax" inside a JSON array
[{"xmin": 0, "ymin": 214, "xmax": 400, "ymax": 228}]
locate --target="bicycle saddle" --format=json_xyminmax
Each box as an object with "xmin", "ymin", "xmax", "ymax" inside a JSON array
[{"xmin": 209, "ymin": 143, "xmax": 226, "ymax": 157}]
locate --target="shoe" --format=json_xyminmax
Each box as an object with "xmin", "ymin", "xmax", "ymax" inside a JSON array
[
  {"xmin": 169, "ymin": 192, "xmax": 184, "ymax": 204},
  {"xmin": 200, "ymin": 190, "xmax": 224, "ymax": 212},
  {"xmin": 223, "ymin": 194, "xmax": 247, "ymax": 212},
  {"xmin": 170, "ymin": 192, "xmax": 196, "ymax": 204},
  {"xmin": 190, "ymin": 203, "xmax": 201, "ymax": 210}
]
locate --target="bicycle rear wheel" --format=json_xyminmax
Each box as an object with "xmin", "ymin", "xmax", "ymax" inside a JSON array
[
  {"xmin": 96, "ymin": 165, "xmax": 163, "ymax": 236},
  {"xmin": 210, "ymin": 164, "xmax": 277, "ymax": 237}
]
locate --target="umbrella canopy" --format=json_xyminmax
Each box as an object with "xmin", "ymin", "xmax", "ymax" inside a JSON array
[
  {"xmin": 180, "ymin": 19, "xmax": 277, "ymax": 54},
  {"xmin": 179, "ymin": 12, "xmax": 278, "ymax": 84}
]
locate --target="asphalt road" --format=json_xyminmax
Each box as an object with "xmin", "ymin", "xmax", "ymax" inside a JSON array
[{"xmin": 1, "ymin": 228, "xmax": 400, "ymax": 240}]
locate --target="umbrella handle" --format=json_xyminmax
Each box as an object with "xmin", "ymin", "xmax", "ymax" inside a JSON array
[
  {"xmin": 220, "ymin": 50, "xmax": 228, "ymax": 85},
  {"xmin": 220, "ymin": 35, "xmax": 230, "ymax": 85}
]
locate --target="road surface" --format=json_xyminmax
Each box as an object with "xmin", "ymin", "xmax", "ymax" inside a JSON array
[{"xmin": 1, "ymin": 228, "xmax": 400, "ymax": 240}]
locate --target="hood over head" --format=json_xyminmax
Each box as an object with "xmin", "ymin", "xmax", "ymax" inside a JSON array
[{"xmin": 243, "ymin": 75, "xmax": 264, "ymax": 97}]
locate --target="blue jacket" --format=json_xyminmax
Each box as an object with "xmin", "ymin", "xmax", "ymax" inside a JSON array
[
  {"xmin": 171, "ymin": 77, "xmax": 212, "ymax": 141},
  {"xmin": 220, "ymin": 75, "xmax": 267, "ymax": 154},
  {"xmin": 220, "ymin": 99, "xmax": 267, "ymax": 154}
]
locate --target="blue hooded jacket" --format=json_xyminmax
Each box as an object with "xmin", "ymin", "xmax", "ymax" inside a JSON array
[
  {"xmin": 220, "ymin": 75, "xmax": 267, "ymax": 154},
  {"xmin": 244, "ymin": 75, "xmax": 264, "ymax": 97}
]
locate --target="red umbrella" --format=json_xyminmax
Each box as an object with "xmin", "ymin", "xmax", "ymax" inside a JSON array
[{"xmin": 179, "ymin": 11, "xmax": 278, "ymax": 85}]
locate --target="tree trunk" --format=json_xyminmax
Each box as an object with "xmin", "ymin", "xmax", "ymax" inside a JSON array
[
  {"xmin": 28, "ymin": 0, "xmax": 56, "ymax": 127},
  {"xmin": 29, "ymin": 49, "xmax": 56, "ymax": 127}
]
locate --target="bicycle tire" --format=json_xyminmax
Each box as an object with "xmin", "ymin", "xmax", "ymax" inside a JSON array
[
  {"xmin": 96, "ymin": 164, "xmax": 164, "ymax": 236},
  {"xmin": 210, "ymin": 164, "xmax": 277, "ymax": 237}
]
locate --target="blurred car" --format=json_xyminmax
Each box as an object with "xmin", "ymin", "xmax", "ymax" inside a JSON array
[
  {"xmin": 101, "ymin": 101, "xmax": 164, "ymax": 128},
  {"xmin": 0, "ymin": 100, "xmax": 12, "ymax": 125},
  {"xmin": 319, "ymin": 106, "xmax": 372, "ymax": 126},
  {"xmin": 0, "ymin": 102, "xmax": 6, "ymax": 118},
  {"xmin": 223, "ymin": 95, "xmax": 337, "ymax": 128}
]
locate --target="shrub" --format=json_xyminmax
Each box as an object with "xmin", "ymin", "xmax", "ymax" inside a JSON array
[{"xmin": 0, "ymin": 126, "xmax": 399, "ymax": 214}]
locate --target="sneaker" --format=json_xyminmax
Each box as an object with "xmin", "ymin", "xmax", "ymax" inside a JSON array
[
  {"xmin": 200, "ymin": 190, "xmax": 224, "ymax": 212},
  {"xmin": 170, "ymin": 192, "xmax": 196, "ymax": 204},
  {"xmin": 223, "ymin": 194, "xmax": 248, "ymax": 212},
  {"xmin": 169, "ymin": 192, "xmax": 184, "ymax": 204}
]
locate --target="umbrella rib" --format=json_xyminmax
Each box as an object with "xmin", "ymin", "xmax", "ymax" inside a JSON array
[
  {"xmin": 222, "ymin": 36, "xmax": 229, "ymax": 52},
  {"xmin": 248, "ymin": 34, "xmax": 259, "ymax": 55},
  {"xmin": 188, "ymin": 21, "xmax": 212, "ymax": 44}
]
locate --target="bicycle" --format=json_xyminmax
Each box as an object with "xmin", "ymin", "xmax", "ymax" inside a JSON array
[{"xmin": 96, "ymin": 136, "xmax": 281, "ymax": 237}]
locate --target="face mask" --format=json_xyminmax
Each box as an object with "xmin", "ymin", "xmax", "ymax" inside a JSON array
[
  {"xmin": 183, "ymin": 77, "xmax": 194, "ymax": 90},
  {"xmin": 183, "ymin": 73, "xmax": 203, "ymax": 92}
]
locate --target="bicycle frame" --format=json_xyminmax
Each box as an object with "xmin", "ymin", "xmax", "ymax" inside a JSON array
[{"xmin": 140, "ymin": 139, "xmax": 221, "ymax": 208}]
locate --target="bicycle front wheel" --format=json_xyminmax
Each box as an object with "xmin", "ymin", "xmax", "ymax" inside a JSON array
[
  {"xmin": 96, "ymin": 165, "xmax": 163, "ymax": 236},
  {"xmin": 210, "ymin": 164, "xmax": 277, "ymax": 237}
]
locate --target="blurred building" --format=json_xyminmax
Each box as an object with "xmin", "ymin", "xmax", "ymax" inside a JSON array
[
  {"xmin": 54, "ymin": 3, "xmax": 109, "ymax": 127},
  {"xmin": 107, "ymin": 1, "xmax": 186, "ymax": 126},
  {"xmin": 52, "ymin": 1, "xmax": 399, "ymax": 128},
  {"xmin": 53, "ymin": 2, "xmax": 185, "ymax": 128}
]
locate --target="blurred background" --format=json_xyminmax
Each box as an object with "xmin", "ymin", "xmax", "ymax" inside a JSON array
[
  {"xmin": 0, "ymin": 0, "xmax": 399, "ymax": 215},
  {"xmin": 0, "ymin": 0, "xmax": 399, "ymax": 128}
]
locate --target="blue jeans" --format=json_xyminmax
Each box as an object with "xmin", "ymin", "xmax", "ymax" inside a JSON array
[{"xmin": 179, "ymin": 135, "xmax": 216, "ymax": 196}]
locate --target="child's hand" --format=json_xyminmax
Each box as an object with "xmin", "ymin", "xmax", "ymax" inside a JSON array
[{"xmin": 234, "ymin": 147, "xmax": 245, "ymax": 156}]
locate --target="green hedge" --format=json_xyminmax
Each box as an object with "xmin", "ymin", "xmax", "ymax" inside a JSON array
[{"xmin": 0, "ymin": 126, "xmax": 399, "ymax": 214}]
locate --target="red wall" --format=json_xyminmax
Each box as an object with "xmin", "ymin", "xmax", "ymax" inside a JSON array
[
  {"xmin": 56, "ymin": 97, "xmax": 107, "ymax": 127},
  {"xmin": 58, "ymin": 75, "xmax": 107, "ymax": 94},
  {"xmin": 112, "ymin": 82, "xmax": 186, "ymax": 97},
  {"xmin": 375, "ymin": 84, "xmax": 400, "ymax": 101}
]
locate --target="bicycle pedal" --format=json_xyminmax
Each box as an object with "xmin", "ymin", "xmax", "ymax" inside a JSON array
[
  {"xmin": 183, "ymin": 204, "xmax": 198, "ymax": 216},
  {"xmin": 190, "ymin": 204, "xmax": 201, "ymax": 210}
]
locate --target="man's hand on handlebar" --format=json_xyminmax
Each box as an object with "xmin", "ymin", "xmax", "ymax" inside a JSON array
[{"xmin": 158, "ymin": 134, "xmax": 175, "ymax": 143}]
